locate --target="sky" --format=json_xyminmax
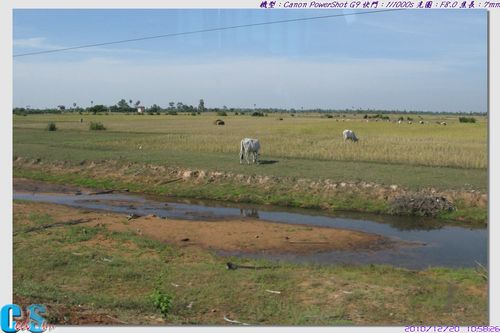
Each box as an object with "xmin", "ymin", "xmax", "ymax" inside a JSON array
[{"xmin": 13, "ymin": 9, "xmax": 487, "ymax": 112}]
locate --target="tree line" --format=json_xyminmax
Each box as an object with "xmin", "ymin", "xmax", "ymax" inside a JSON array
[{"xmin": 12, "ymin": 99, "xmax": 486, "ymax": 116}]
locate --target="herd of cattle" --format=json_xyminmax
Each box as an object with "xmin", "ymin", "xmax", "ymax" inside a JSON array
[{"xmin": 239, "ymin": 129, "xmax": 359, "ymax": 164}]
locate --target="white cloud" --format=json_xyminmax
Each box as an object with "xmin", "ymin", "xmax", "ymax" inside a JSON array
[
  {"xmin": 14, "ymin": 37, "xmax": 63, "ymax": 50},
  {"xmin": 13, "ymin": 37, "xmax": 150, "ymax": 56}
]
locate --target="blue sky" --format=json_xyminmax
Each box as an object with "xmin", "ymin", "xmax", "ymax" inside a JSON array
[{"xmin": 13, "ymin": 9, "xmax": 487, "ymax": 112}]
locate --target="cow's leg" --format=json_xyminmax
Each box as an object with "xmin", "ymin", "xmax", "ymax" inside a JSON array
[{"xmin": 246, "ymin": 152, "xmax": 250, "ymax": 164}]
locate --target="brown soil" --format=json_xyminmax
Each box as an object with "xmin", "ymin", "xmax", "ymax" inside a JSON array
[{"xmin": 13, "ymin": 201, "xmax": 405, "ymax": 255}]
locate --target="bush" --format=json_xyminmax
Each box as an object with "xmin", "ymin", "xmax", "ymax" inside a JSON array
[
  {"xmin": 251, "ymin": 111, "xmax": 264, "ymax": 117},
  {"xmin": 46, "ymin": 122, "xmax": 57, "ymax": 131},
  {"xmin": 167, "ymin": 111, "xmax": 178, "ymax": 115},
  {"xmin": 217, "ymin": 111, "xmax": 228, "ymax": 117},
  {"xmin": 459, "ymin": 117, "xmax": 476, "ymax": 123},
  {"xmin": 89, "ymin": 122, "xmax": 106, "ymax": 130},
  {"xmin": 150, "ymin": 289, "xmax": 172, "ymax": 319}
]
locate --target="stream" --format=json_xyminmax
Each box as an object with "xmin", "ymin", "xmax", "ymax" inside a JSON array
[{"xmin": 13, "ymin": 190, "xmax": 487, "ymax": 269}]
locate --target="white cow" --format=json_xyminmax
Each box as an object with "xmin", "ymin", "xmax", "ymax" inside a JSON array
[
  {"xmin": 240, "ymin": 138, "xmax": 261, "ymax": 164},
  {"xmin": 343, "ymin": 129, "xmax": 358, "ymax": 142}
]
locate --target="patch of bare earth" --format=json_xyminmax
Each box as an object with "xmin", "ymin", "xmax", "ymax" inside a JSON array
[{"xmin": 13, "ymin": 201, "xmax": 405, "ymax": 255}]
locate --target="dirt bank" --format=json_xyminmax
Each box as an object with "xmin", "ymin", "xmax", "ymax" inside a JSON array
[
  {"xmin": 13, "ymin": 157, "xmax": 487, "ymax": 223},
  {"xmin": 13, "ymin": 201, "xmax": 405, "ymax": 255}
]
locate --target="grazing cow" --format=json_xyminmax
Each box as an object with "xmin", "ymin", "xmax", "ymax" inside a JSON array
[
  {"xmin": 240, "ymin": 138, "xmax": 261, "ymax": 164},
  {"xmin": 343, "ymin": 129, "xmax": 358, "ymax": 142},
  {"xmin": 441, "ymin": 122, "xmax": 447, "ymax": 126},
  {"xmin": 408, "ymin": 121, "xmax": 413, "ymax": 124},
  {"xmin": 214, "ymin": 119, "xmax": 225, "ymax": 125},
  {"xmin": 419, "ymin": 120, "xmax": 424, "ymax": 124}
]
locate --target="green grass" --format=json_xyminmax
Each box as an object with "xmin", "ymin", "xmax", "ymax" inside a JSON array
[
  {"xmin": 13, "ymin": 113, "xmax": 487, "ymax": 223},
  {"xmin": 13, "ymin": 201, "xmax": 488, "ymax": 325},
  {"xmin": 14, "ymin": 113, "xmax": 487, "ymax": 168},
  {"xmin": 13, "ymin": 129, "xmax": 486, "ymax": 192}
]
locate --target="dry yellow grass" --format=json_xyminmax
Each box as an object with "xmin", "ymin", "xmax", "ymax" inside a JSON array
[{"xmin": 14, "ymin": 113, "xmax": 487, "ymax": 168}]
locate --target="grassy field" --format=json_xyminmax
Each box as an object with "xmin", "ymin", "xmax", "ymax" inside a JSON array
[
  {"xmin": 13, "ymin": 113, "xmax": 488, "ymax": 222},
  {"xmin": 14, "ymin": 113, "xmax": 487, "ymax": 168},
  {"xmin": 13, "ymin": 201, "xmax": 488, "ymax": 325}
]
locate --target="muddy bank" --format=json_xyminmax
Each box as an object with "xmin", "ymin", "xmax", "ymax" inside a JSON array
[
  {"xmin": 14, "ymin": 201, "xmax": 403, "ymax": 255},
  {"xmin": 13, "ymin": 158, "xmax": 487, "ymax": 223}
]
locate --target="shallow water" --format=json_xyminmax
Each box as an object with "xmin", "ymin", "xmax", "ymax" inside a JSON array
[{"xmin": 14, "ymin": 191, "xmax": 487, "ymax": 269}]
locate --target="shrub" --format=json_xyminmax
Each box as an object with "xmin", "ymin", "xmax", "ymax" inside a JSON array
[
  {"xmin": 217, "ymin": 111, "xmax": 228, "ymax": 117},
  {"xmin": 46, "ymin": 122, "xmax": 57, "ymax": 131},
  {"xmin": 167, "ymin": 111, "xmax": 178, "ymax": 115},
  {"xmin": 89, "ymin": 122, "xmax": 106, "ymax": 131},
  {"xmin": 459, "ymin": 117, "xmax": 476, "ymax": 123},
  {"xmin": 150, "ymin": 289, "xmax": 172, "ymax": 319},
  {"xmin": 251, "ymin": 111, "xmax": 264, "ymax": 117}
]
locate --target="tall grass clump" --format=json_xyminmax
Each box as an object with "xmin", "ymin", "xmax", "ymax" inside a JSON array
[
  {"xmin": 89, "ymin": 122, "xmax": 106, "ymax": 131},
  {"xmin": 46, "ymin": 122, "xmax": 57, "ymax": 131},
  {"xmin": 459, "ymin": 117, "xmax": 476, "ymax": 123}
]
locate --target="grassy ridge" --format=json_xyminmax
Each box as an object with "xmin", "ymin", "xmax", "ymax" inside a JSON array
[{"xmin": 13, "ymin": 167, "xmax": 487, "ymax": 224}]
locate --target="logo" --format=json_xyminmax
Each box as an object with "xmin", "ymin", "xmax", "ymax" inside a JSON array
[{"xmin": 0, "ymin": 304, "xmax": 54, "ymax": 333}]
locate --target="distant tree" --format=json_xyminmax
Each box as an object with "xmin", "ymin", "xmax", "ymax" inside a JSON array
[
  {"xmin": 176, "ymin": 102, "xmax": 184, "ymax": 111},
  {"xmin": 198, "ymin": 99, "xmax": 205, "ymax": 112},
  {"xmin": 117, "ymin": 99, "xmax": 131, "ymax": 112},
  {"xmin": 129, "ymin": 99, "xmax": 133, "ymax": 105},
  {"xmin": 135, "ymin": 100, "xmax": 141, "ymax": 107},
  {"xmin": 57, "ymin": 105, "xmax": 66, "ymax": 111},
  {"xmin": 73, "ymin": 102, "xmax": 77, "ymax": 109},
  {"xmin": 169, "ymin": 102, "xmax": 175, "ymax": 109},
  {"xmin": 88, "ymin": 105, "xmax": 108, "ymax": 115},
  {"xmin": 117, "ymin": 99, "xmax": 129, "ymax": 108},
  {"xmin": 149, "ymin": 104, "xmax": 161, "ymax": 113},
  {"xmin": 108, "ymin": 105, "xmax": 119, "ymax": 113}
]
